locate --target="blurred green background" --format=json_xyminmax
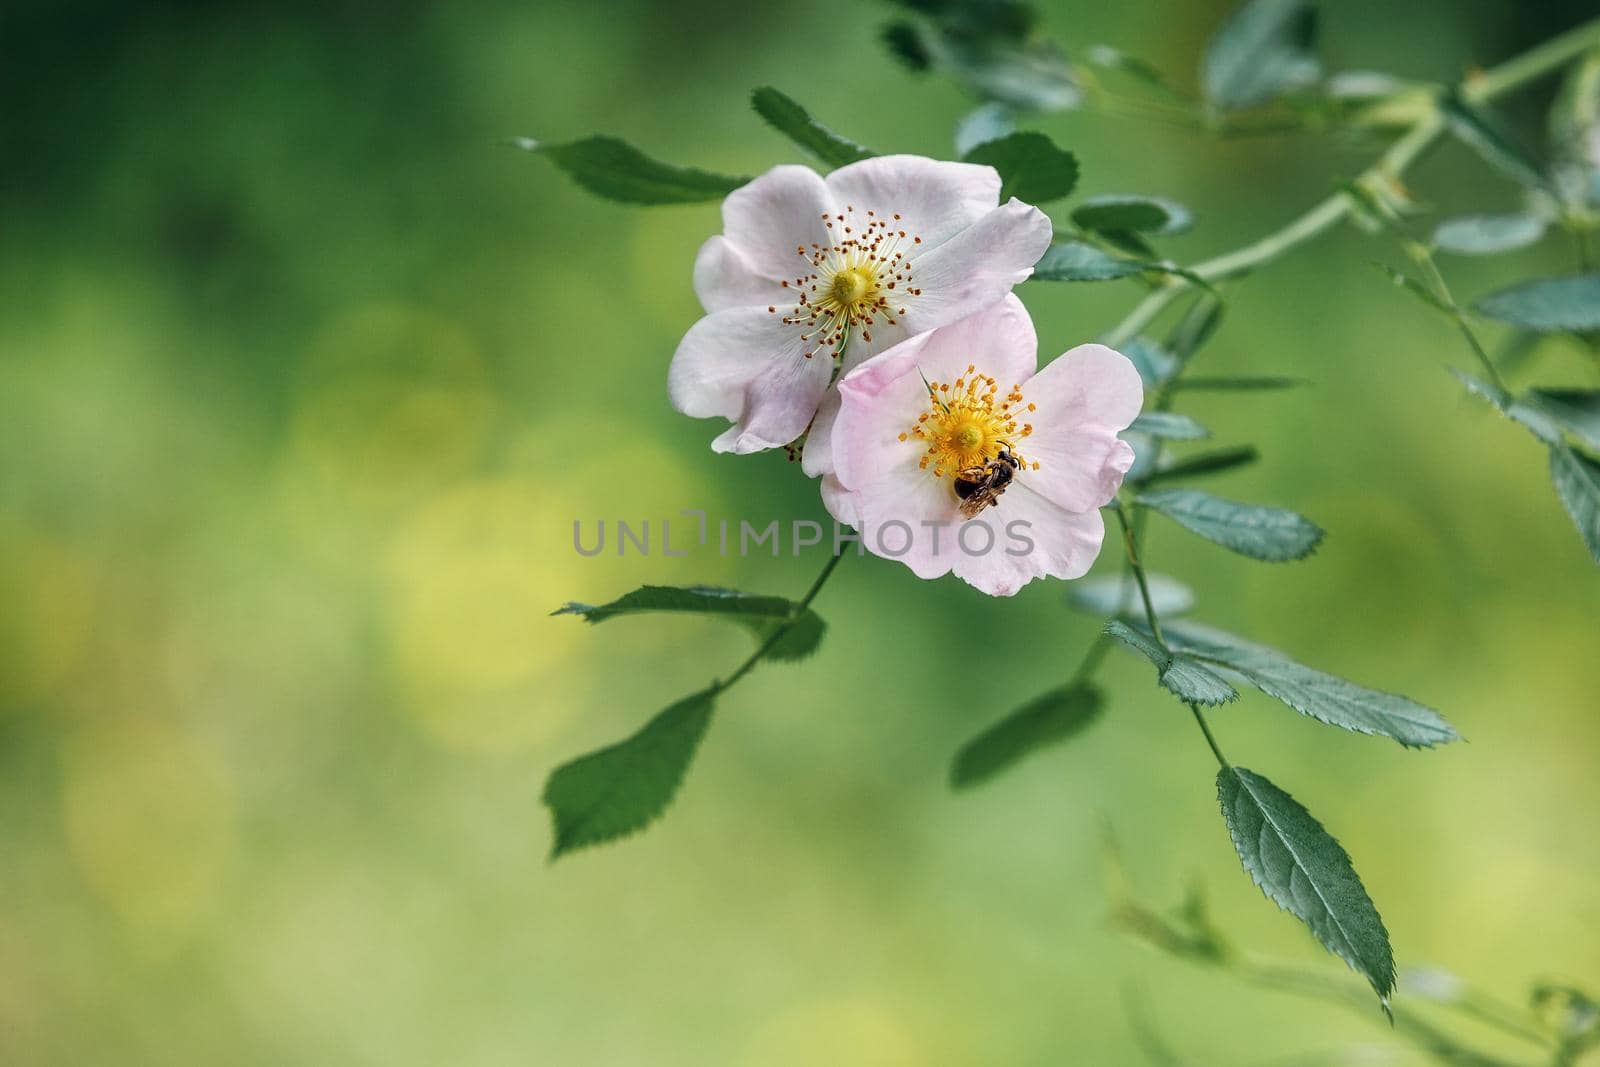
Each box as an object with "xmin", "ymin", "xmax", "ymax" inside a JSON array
[{"xmin": 2, "ymin": 0, "xmax": 1597, "ymax": 1063}]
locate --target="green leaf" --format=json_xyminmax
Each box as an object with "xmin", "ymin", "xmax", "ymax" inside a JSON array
[
  {"xmin": 949, "ymin": 682, "xmax": 1104, "ymax": 789},
  {"xmin": 1165, "ymin": 293, "xmax": 1225, "ymax": 360},
  {"xmin": 1217, "ymin": 765, "xmax": 1395, "ymax": 1007},
  {"xmin": 1201, "ymin": 0, "xmax": 1320, "ymax": 111},
  {"xmin": 514, "ymin": 136, "xmax": 748, "ymax": 205},
  {"xmin": 1526, "ymin": 389, "xmax": 1600, "ymax": 453},
  {"xmin": 555, "ymin": 584, "xmax": 825, "ymax": 662},
  {"xmin": 1122, "ymin": 339, "xmax": 1181, "ymax": 388},
  {"xmin": 1441, "ymin": 94, "xmax": 1548, "ymax": 191},
  {"xmin": 1474, "ymin": 274, "xmax": 1600, "ymax": 333},
  {"xmin": 1449, "ymin": 369, "xmax": 1565, "ymax": 446},
  {"xmin": 954, "ymin": 102, "xmax": 1016, "ymax": 156},
  {"xmin": 1138, "ymin": 445, "xmax": 1260, "ymax": 487},
  {"xmin": 1165, "ymin": 620, "xmax": 1461, "ymax": 748},
  {"xmin": 1071, "ymin": 195, "xmax": 1193, "ymax": 236},
  {"xmin": 1171, "ymin": 376, "xmax": 1306, "ymax": 392},
  {"xmin": 1085, "ymin": 44, "xmax": 1177, "ymax": 95},
  {"xmin": 1372, "ymin": 262, "xmax": 1452, "ymax": 315},
  {"xmin": 1032, "ymin": 240, "xmax": 1147, "ymax": 281},
  {"xmin": 1136, "ymin": 488, "xmax": 1324, "ymax": 562},
  {"xmin": 942, "ymin": 40, "xmax": 1081, "ymax": 112},
  {"xmin": 750, "ymin": 87, "xmax": 875, "ymax": 168},
  {"xmin": 1550, "ymin": 445, "xmax": 1600, "ymax": 563},
  {"xmin": 1129, "ymin": 411, "xmax": 1209, "ymax": 440},
  {"xmin": 543, "ymin": 689, "xmax": 716, "ymax": 857},
  {"xmin": 1432, "ymin": 213, "xmax": 1546, "ymax": 256},
  {"xmin": 963, "ymin": 131, "xmax": 1079, "ymax": 202},
  {"xmin": 881, "ymin": 21, "xmax": 932, "ymax": 71},
  {"xmin": 1104, "ymin": 620, "xmax": 1239, "ymax": 706},
  {"xmin": 1068, "ymin": 573, "xmax": 1194, "ymax": 618}
]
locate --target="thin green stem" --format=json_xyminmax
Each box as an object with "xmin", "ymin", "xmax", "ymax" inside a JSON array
[
  {"xmin": 1463, "ymin": 17, "xmax": 1600, "ymax": 103},
  {"xmin": 1416, "ymin": 248, "xmax": 1513, "ymax": 394},
  {"xmin": 718, "ymin": 550, "xmax": 846, "ymax": 691}
]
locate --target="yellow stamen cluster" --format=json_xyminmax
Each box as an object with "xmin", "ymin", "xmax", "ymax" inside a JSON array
[
  {"xmin": 766, "ymin": 205, "xmax": 921, "ymax": 360},
  {"xmin": 897, "ymin": 364, "xmax": 1041, "ymax": 477}
]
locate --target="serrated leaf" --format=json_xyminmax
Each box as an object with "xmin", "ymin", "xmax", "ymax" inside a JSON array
[
  {"xmin": 1217, "ymin": 765, "xmax": 1395, "ymax": 1006},
  {"xmin": 1139, "ymin": 445, "xmax": 1260, "ymax": 488},
  {"xmin": 1171, "ymin": 376, "xmax": 1306, "ymax": 392},
  {"xmin": 543, "ymin": 689, "xmax": 716, "ymax": 857},
  {"xmin": 555, "ymin": 584, "xmax": 825, "ymax": 662},
  {"xmin": 1068, "ymin": 573, "xmax": 1195, "ymax": 618},
  {"xmin": 949, "ymin": 682, "xmax": 1104, "ymax": 789},
  {"xmin": 514, "ymin": 136, "xmax": 748, "ymax": 205},
  {"xmin": 1550, "ymin": 445, "xmax": 1600, "ymax": 563},
  {"xmin": 1105, "ymin": 620, "xmax": 1239, "ymax": 706},
  {"xmin": 1072, "ymin": 195, "xmax": 1193, "ymax": 236},
  {"xmin": 1165, "ymin": 620, "xmax": 1460, "ymax": 748},
  {"xmin": 1129, "ymin": 411, "xmax": 1210, "ymax": 440},
  {"xmin": 1122, "ymin": 339, "xmax": 1181, "ymax": 388},
  {"xmin": 751, "ymin": 87, "xmax": 875, "ymax": 168},
  {"xmin": 963, "ymin": 131, "xmax": 1079, "ymax": 202},
  {"xmin": 954, "ymin": 102, "xmax": 1016, "ymax": 156},
  {"xmin": 1032, "ymin": 240, "xmax": 1147, "ymax": 281},
  {"xmin": 1432, "ymin": 213, "xmax": 1546, "ymax": 255},
  {"xmin": 1201, "ymin": 0, "xmax": 1320, "ymax": 111},
  {"xmin": 1136, "ymin": 488, "xmax": 1323, "ymax": 562},
  {"xmin": 1449, "ymin": 369, "xmax": 1565, "ymax": 445},
  {"xmin": 1441, "ymin": 94, "xmax": 1548, "ymax": 191},
  {"xmin": 1474, "ymin": 274, "xmax": 1600, "ymax": 333},
  {"xmin": 1526, "ymin": 389, "xmax": 1600, "ymax": 452}
]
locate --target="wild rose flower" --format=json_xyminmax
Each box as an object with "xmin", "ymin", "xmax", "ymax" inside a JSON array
[
  {"xmin": 827, "ymin": 297, "xmax": 1143, "ymax": 596},
  {"xmin": 668, "ymin": 155, "xmax": 1053, "ymax": 457}
]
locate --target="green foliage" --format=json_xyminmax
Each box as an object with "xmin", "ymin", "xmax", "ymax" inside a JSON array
[
  {"xmin": 1170, "ymin": 376, "xmax": 1305, "ymax": 392},
  {"xmin": 1550, "ymin": 445, "xmax": 1600, "ymax": 563},
  {"xmin": 949, "ymin": 682, "xmax": 1104, "ymax": 789},
  {"xmin": 1373, "ymin": 262, "xmax": 1452, "ymax": 314},
  {"xmin": 1166, "ymin": 293, "xmax": 1225, "ymax": 360},
  {"xmin": 1441, "ymin": 94, "xmax": 1549, "ymax": 191},
  {"xmin": 1137, "ymin": 445, "xmax": 1261, "ymax": 487},
  {"xmin": 514, "ymin": 136, "xmax": 748, "ymax": 204},
  {"xmin": 1431, "ymin": 213, "xmax": 1546, "ymax": 255},
  {"xmin": 1067, "ymin": 573, "xmax": 1195, "ymax": 618},
  {"xmin": 1474, "ymin": 274, "xmax": 1600, "ymax": 332},
  {"xmin": 1135, "ymin": 488, "xmax": 1324, "ymax": 562},
  {"xmin": 953, "ymin": 101, "xmax": 1016, "ymax": 155},
  {"xmin": 1104, "ymin": 620, "xmax": 1240, "ymax": 706},
  {"xmin": 962, "ymin": 131, "xmax": 1079, "ymax": 202},
  {"xmin": 750, "ymin": 87, "xmax": 875, "ymax": 168},
  {"xmin": 1031, "ymin": 240, "xmax": 1148, "ymax": 281},
  {"xmin": 1201, "ymin": 0, "xmax": 1320, "ymax": 111},
  {"xmin": 1527, "ymin": 389, "xmax": 1600, "ymax": 452},
  {"xmin": 555, "ymin": 585, "xmax": 825, "ymax": 662},
  {"xmin": 1071, "ymin": 195, "xmax": 1193, "ymax": 236},
  {"xmin": 1216, "ymin": 766, "xmax": 1396, "ymax": 1008},
  {"xmin": 1128, "ymin": 412, "xmax": 1209, "ymax": 440},
  {"xmin": 543, "ymin": 689, "xmax": 717, "ymax": 858},
  {"xmin": 881, "ymin": 3, "xmax": 1080, "ymax": 112},
  {"xmin": 1165, "ymin": 621, "xmax": 1461, "ymax": 748}
]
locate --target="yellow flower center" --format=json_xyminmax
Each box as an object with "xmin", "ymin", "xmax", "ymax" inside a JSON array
[
  {"xmin": 898, "ymin": 364, "xmax": 1039, "ymax": 479},
  {"xmin": 767, "ymin": 205, "xmax": 924, "ymax": 361}
]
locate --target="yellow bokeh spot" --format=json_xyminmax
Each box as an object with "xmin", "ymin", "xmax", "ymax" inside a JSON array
[
  {"xmin": 0, "ymin": 523, "xmax": 95, "ymax": 710},
  {"xmin": 740, "ymin": 998, "xmax": 922, "ymax": 1067}
]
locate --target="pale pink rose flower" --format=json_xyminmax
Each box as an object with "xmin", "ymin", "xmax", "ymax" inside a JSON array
[
  {"xmin": 827, "ymin": 296, "xmax": 1143, "ymax": 596},
  {"xmin": 668, "ymin": 155, "xmax": 1053, "ymax": 458}
]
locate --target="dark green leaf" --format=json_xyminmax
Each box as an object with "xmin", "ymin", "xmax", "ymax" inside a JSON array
[
  {"xmin": 949, "ymin": 682, "xmax": 1104, "ymax": 789},
  {"xmin": 1171, "ymin": 376, "xmax": 1306, "ymax": 392},
  {"xmin": 1068, "ymin": 573, "xmax": 1194, "ymax": 618},
  {"xmin": 1526, "ymin": 389, "xmax": 1600, "ymax": 452},
  {"xmin": 555, "ymin": 584, "xmax": 825, "ymax": 662},
  {"xmin": 954, "ymin": 102, "xmax": 1016, "ymax": 156},
  {"xmin": 1071, "ymin": 195, "xmax": 1193, "ymax": 236},
  {"xmin": 1166, "ymin": 293, "xmax": 1225, "ymax": 360},
  {"xmin": 1122, "ymin": 339, "xmax": 1181, "ymax": 388},
  {"xmin": 882, "ymin": 21, "xmax": 932, "ymax": 71},
  {"xmin": 1550, "ymin": 445, "xmax": 1600, "ymax": 563},
  {"xmin": 1441, "ymin": 94, "xmax": 1548, "ymax": 190},
  {"xmin": 751, "ymin": 87, "xmax": 875, "ymax": 168},
  {"xmin": 1165, "ymin": 621, "xmax": 1461, "ymax": 748},
  {"xmin": 1201, "ymin": 0, "xmax": 1320, "ymax": 111},
  {"xmin": 1474, "ymin": 274, "xmax": 1600, "ymax": 333},
  {"xmin": 1136, "ymin": 488, "xmax": 1323, "ymax": 562},
  {"xmin": 1217, "ymin": 766, "xmax": 1395, "ymax": 1007},
  {"xmin": 1032, "ymin": 240, "xmax": 1147, "ymax": 281},
  {"xmin": 1432, "ymin": 213, "xmax": 1546, "ymax": 255},
  {"xmin": 1104, "ymin": 620, "xmax": 1239, "ymax": 706},
  {"xmin": 1138, "ymin": 445, "xmax": 1260, "ymax": 487},
  {"xmin": 963, "ymin": 131, "xmax": 1079, "ymax": 202},
  {"xmin": 1129, "ymin": 412, "xmax": 1209, "ymax": 440},
  {"xmin": 544, "ymin": 689, "xmax": 716, "ymax": 857},
  {"xmin": 514, "ymin": 136, "xmax": 748, "ymax": 205}
]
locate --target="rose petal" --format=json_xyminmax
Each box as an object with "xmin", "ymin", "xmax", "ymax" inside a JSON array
[
  {"xmin": 823, "ymin": 155, "xmax": 1002, "ymax": 251},
  {"xmin": 950, "ymin": 486, "xmax": 1106, "ymax": 595},
  {"xmin": 899, "ymin": 199, "xmax": 1052, "ymax": 335},
  {"xmin": 693, "ymin": 236, "xmax": 787, "ymax": 313},
  {"xmin": 721, "ymin": 164, "xmax": 835, "ymax": 279},
  {"xmin": 1018, "ymin": 343, "xmax": 1143, "ymax": 511}
]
